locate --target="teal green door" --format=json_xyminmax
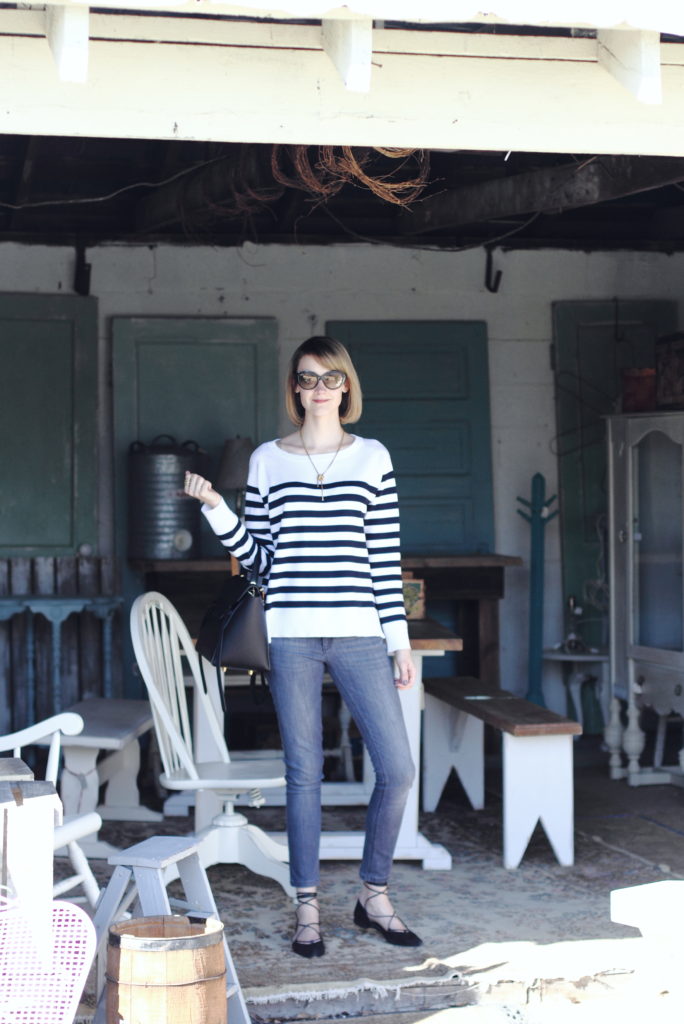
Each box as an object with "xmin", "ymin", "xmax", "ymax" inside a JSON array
[
  {"xmin": 113, "ymin": 316, "xmax": 278, "ymax": 555},
  {"xmin": 0, "ymin": 295, "xmax": 98, "ymax": 556},
  {"xmin": 113, "ymin": 316, "xmax": 278, "ymax": 691},
  {"xmin": 553, "ymin": 300, "xmax": 677, "ymax": 652},
  {"xmin": 327, "ymin": 320, "xmax": 494, "ymax": 555}
]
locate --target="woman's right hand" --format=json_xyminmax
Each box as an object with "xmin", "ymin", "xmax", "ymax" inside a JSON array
[{"xmin": 184, "ymin": 471, "xmax": 221, "ymax": 509}]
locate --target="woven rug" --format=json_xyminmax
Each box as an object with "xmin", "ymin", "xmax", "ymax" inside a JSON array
[
  {"xmin": 67, "ymin": 800, "xmax": 663, "ymax": 1015},
  {"xmin": 61, "ymin": 741, "xmax": 684, "ymax": 1019}
]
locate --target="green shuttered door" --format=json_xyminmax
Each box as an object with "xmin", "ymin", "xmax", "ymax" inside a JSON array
[{"xmin": 327, "ymin": 320, "xmax": 494, "ymax": 555}]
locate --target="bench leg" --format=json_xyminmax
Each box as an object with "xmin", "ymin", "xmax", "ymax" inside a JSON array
[
  {"xmin": 502, "ymin": 733, "xmax": 575, "ymax": 869},
  {"xmin": 422, "ymin": 696, "xmax": 484, "ymax": 812}
]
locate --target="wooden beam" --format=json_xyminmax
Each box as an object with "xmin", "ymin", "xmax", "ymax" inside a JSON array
[
  {"xmin": 597, "ymin": 28, "xmax": 661, "ymax": 104},
  {"xmin": 4, "ymin": 33, "xmax": 684, "ymax": 154},
  {"xmin": 134, "ymin": 148, "xmax": 277, "ymax": 230},
  {"xmin": 8, "ymin": 10, "xmax": 684, "ymax": 68},
  {"xmin": 401, "ymin": 157, "xmax": 684, "ymax": 235},
  {"xmin": 45, "ymin": 5, "xmax": 89, "ymax": 83},
  {"xmin": 21, "ymin": 0, "xmax": 684, "ymax": 37},
  {"xmin": 321, "ymin": 16, "xmax": 372, "ymax": 92}
]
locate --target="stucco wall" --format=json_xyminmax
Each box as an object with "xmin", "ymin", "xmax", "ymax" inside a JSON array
[{"xmin": 2, "ymin": 241, "xmax": 683, "ymax": 709}]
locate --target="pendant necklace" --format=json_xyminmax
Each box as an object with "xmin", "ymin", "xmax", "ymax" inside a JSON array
[{"xmin": 300, "ymin": 430, "xmax": 345, "ymax": 500}]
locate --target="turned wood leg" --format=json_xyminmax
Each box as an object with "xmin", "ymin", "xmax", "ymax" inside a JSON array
[
  {"xmin": 604, "ymin": 696, "xmax": 625, "ymax": 779},
  {"xmin": 624, "ymin": 693, "xmax": 645, "ymax": 784}
]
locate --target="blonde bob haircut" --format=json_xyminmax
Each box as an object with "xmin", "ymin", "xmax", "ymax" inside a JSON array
[{"xmin": 285, "ymin": 336, "xmax": 363, "ymax": 427}]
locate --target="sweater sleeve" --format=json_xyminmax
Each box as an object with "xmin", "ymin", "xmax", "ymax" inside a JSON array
[
  {"xmin": 201, "ymin": 454, "xmax": 274, "ymax": 577},
  {"xmin": 364, "ymin": 447, "xmax": 410, "ymax": 654}
]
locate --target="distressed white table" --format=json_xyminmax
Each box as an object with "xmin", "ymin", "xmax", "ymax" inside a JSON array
[
  {"xmin": 194, "ymin": 620, "xmax": 462, "ymax": 871},
  {"xmin": 58, "ymin": 698, "xmax": 162, "ymax": 857},
  {"xmin": 542, "ymin": 647, "xmax": 610, "ymax": 730}
]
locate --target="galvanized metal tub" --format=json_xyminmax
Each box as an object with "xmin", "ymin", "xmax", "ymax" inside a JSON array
[{"xmin": 128, "ymin": 435, "xmax": 206, "ymax": 560}]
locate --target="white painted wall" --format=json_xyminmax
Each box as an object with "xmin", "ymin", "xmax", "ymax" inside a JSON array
[{"xmin": 2, "ymin": 240, "xmax": 683, "ymax": 710}]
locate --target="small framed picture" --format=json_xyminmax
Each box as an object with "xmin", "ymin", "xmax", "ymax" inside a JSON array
[
  {"xmin": 402, "ymin": 577, "xmax": 425, "ymax": 620},
  {"xmin": 656, "ymin": 332, "xmax": 684, "ymax": 411}
]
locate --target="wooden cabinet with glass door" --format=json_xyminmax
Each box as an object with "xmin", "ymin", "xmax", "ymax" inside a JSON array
[{"xmin": 606, "ymin": 412, "xmax": 684, "ymax": 786}]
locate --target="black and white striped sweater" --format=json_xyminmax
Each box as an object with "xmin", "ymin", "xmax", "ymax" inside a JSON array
[{"xmin": 202, "ymin": 435, "xmax": 410, "ymax": 653}]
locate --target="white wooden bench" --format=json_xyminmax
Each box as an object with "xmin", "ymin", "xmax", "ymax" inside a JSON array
[
  {"xmin": 58, "ymin": 698, "xmax": 162, "ymax": 856},
  {"xmin": 422, "ymin": 676, "xmax": 582, "ymax": 868}
]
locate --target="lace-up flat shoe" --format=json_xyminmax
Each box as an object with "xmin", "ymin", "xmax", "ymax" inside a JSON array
[
  {"xmin": 292, "ymin": 891, "xmax": 325, "ymax": 958},
  {"xmin": 292, "ymin": 935, "xmax": 325, "ymax": 958},
  {"xmin": 353, "ymin": 899, "xmax": 422, "ymax": 947}
]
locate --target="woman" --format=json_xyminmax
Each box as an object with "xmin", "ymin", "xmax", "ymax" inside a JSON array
[{"xmin": 184, "ymin": 335, "xmax": 421, "ymax": 957}]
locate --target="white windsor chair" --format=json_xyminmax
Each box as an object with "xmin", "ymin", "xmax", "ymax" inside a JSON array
[
  {"xmin": 130, "ymin": 591, "xmax": 292, "ymax": 895},
  {"xmin": 0, "ymin": 712, "xmax": 102, "ymax": 907}
]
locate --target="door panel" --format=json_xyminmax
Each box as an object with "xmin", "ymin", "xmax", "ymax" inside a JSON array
[
  {"xmin": 113, "ymin": 316, "xmax": 278, "ymax": 560},
  {"xmin": 327, "ymin": 320, "xmax": 493, "ymax": 556},
  {"xmin": 0, "ymin": 295, "xmax": 97, "ymax": 556}
]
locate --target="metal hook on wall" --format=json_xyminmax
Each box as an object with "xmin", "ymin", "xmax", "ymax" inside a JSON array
[
  {"xmin": 73, "ymin": 243, "xmax": 91, "ymax": 296},
  {"xmin": 484, "ymin": 247, "xmax": 502, "ymax": 293}
]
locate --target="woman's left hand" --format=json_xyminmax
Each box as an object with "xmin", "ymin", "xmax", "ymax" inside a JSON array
[{"xmin": 393, "ymin": 649, "xmax": 416, "ymax": 690}]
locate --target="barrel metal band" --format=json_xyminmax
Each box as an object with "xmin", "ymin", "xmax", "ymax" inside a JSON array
[{"xmin": 105, "ymin": 969, "xmax": 227, "ymax": 988}]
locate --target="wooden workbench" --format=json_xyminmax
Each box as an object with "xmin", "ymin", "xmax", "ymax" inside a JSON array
[{"xmin": 402, "ymin": 554, "xmax": 522, "ymax": 686}]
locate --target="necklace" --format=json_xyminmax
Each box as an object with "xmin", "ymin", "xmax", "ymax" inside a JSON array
[{"xmin": 299, "ymin": 430, "xmax": 346, "ymax": 501}]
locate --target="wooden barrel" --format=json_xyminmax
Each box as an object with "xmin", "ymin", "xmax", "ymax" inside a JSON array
[{"xmin": 106, "ymin": 915, "xmax": 227, "ymax": 1024}]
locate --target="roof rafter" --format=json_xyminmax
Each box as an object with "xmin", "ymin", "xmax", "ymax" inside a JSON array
[
  {"xmin": 45, "ymin": 4, "xmax": 89, "ymax": 83},
  {"xmin": 321, "ymin": 15, "xmax": 373, "ymax": 92},
  {"xmin": 401, "ymin": 156, "xmax": 684, "ymax": 235},
  {"xmin": 597, "ymin": 28, "xmax": 661, "ymax": 104}
]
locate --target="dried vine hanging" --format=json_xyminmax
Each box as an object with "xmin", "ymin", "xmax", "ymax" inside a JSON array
[{"xmin": 271, "ymin": 145, "xmax": 430, "ymax": 206}]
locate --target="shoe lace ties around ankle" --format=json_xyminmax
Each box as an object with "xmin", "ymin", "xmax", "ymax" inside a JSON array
[
  {"xmin": 294, "ymin": 892, "xmax": 321, "ymax": 945},
  {"xmin": 363, "ymin": 883, "xmax": 408, "ymax": 933}
]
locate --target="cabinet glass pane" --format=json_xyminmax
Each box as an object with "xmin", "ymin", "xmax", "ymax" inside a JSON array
[{"xmin": 633, "ymin": 430, "xmax": 683, "ymax": 650}]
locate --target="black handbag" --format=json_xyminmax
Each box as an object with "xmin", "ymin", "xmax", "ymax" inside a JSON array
[{"xmin": 196, "ymin": 573, "xmax": 270, "ymax": 707}]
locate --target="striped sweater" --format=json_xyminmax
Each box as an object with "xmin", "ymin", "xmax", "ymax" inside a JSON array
[{"xmin": 202, "ymin": 434, "xmax": 410, "ymax": 653}]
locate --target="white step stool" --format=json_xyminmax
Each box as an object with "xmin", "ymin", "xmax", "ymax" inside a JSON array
[{"xmin": 92, "ymin": 835, "xmax": 249, "ymax": 1024}]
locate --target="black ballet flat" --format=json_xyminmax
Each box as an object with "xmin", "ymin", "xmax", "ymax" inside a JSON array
[
  {"xmin": 353, "ymin": 897, "xmax": 422, "ymax": 947},
  {"xmin": 292, "ymin": 936, "xmax": 325, "ymax": 958},
  {"xmin": 292, "ymin": 891, "xmax": 325, "ymax": 958}
]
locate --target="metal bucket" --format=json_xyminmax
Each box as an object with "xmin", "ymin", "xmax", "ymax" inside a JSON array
[{"xmin": 128, "ymin": 435, "xmax": 206, "ymax": 560}]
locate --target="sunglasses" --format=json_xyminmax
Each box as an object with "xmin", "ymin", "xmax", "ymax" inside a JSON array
[{"xmin": 295, "ymin": 370, "xmax": 347, "ymax": 390}]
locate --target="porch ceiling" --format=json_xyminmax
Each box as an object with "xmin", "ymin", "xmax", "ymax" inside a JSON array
[
  {"xmin": 2, "ymin": 7, "xmax": 684, "ymax": 253},
  {"xmin": 3, "ymin": 137, "xmax": 684, "ymax": 252}
]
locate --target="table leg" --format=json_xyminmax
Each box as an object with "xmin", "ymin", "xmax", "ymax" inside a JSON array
[
  {"xmin": 315, "ymin": 651, "xmax": 452, "ymax": 869},
  {"xmin": 191, "ymin": 653, "xmax": 453, "ymax": 868},
  {"xmin": 60, "ymin": 746, "xmax": 119, "ymax": 858},
  {"xmin": 597, "ymin": 661, "xmax": 611, "ymax": 729},
  {"xmin": 97, "ymin": 742, "xmax": 163, "ymax": 823},
  {"xmin": 25, "ymin": 610, "xmax": 36, "ymax": 723},
  {"xmin": 338, "ymin": 699, "xmax": 355, "ymax": 781},
  {"xmin": 567, "ymin": 671, "xmax": 586, "ymax": 730},
  {"xmin": 102, "ymin": 613, "xmax": 114, "ymax": 700},
  {"xmin": 50, "ymin": 617, "xmax": 63, "ymax": 714},
  {"xmin": 60, "ymin": 746, "xmax": 100, "ymax": 816}
]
